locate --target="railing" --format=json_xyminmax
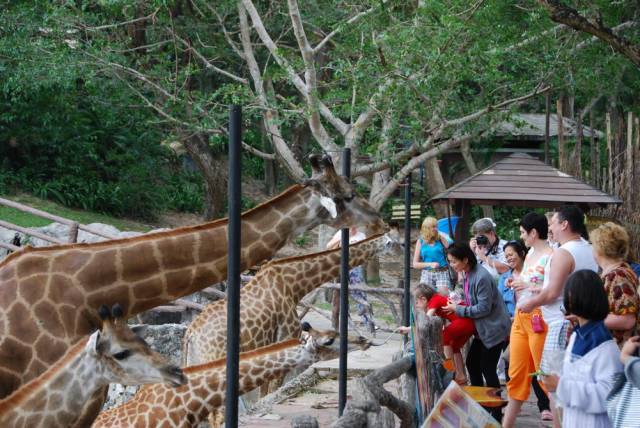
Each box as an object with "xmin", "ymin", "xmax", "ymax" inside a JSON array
[{"xmin": 0, "ymin": 197, "xmax": 118, "ymax": 252}]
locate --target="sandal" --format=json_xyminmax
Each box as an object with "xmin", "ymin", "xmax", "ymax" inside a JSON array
[{"xmin": 442, "ymin": 358, "xmax": 455, "ymax": 372}]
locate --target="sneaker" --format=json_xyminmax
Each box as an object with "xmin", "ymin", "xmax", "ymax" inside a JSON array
[{"xmin": 541, "ymin": 410, "xmax": 553, "ymax": 421}]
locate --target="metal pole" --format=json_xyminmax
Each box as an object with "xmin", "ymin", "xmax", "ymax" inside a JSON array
[
  {"xmin": 225, "ymin": 105, "xmax": 242, "ymax": 428},
  {"xmin": 403, "ymin": 174, "xmax": 412, "ymax": 334},
  {"xmin": 338, "ymin": 148, "xmax": 351, "ymax": 416}
]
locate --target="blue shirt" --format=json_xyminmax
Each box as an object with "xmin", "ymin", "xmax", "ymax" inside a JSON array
[
  {"xmin": 419, "ymin": 238, "xmax": 450, "ymax": 268},
  {"xmin": 498, "ymin": 270, "xmax": 516, "ymax": 317}
]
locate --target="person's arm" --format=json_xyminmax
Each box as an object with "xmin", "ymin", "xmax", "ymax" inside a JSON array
[
  {"xmin": 439, "ymin": 233, "xmax": 452, "ymax": 249},
  {"xmin": 326, "ymin": 232, "xmax": 341, "ymax": 250},
  {"xmin": 605, "ymin": 314, "xmax": 637, "ymax": 331},
  {"xmin": 487, "ymin": 257, "xmax": 510, "ymax": 274},
  {"xmin": 426, "ymin": 308, "xmax": 437, "ymax": 316},
  {"xmin": 454, "ymin": 273, "xmax": 493, "ymax": 319},
  {"xmin": 518, "ymin": 249, "xmax": 573, "ymax": 313}
]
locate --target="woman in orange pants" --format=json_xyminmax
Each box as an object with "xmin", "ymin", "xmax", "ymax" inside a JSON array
[{"xmin": 502, "ymin": 213, "xmax": 553, "ymax": 428}]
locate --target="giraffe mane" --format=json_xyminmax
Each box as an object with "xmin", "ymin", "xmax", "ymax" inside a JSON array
[
  {"xmin": 182, "ymin": 339, "xmax": 301, "ymax": 374},
  {"xmin": 0, "ymin": 185, "xmax": 304, "ymax": 269},
  {"xmin": 261, "ymin": 233, "xmax": 383, "ymax": 267},
  {"xmin": 0, "ymin": 336, "xmax": 89, "ymax": 414}
]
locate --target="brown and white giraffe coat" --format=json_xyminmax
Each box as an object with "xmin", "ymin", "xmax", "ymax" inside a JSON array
[
  {"xmin": 182, "ymin": 232, "xmax": 401, "ymax": 367},
  {"xmin": 0, "ymin": 305, "xmax": 186, "ymax": 428},
  {"xmin": 93, "ymin": 325, "xmax": 372, "ymax": 428},
  {"xmin": 0, "ymin": 155, "xmax": 383, "ymax": 403}
]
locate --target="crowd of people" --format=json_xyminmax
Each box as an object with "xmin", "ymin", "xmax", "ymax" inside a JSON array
[{"xmin": 406, "ymin": 207, "xmax": 640, "ymax": 427}]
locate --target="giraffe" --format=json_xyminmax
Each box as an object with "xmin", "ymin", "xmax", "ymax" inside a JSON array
[
  {"xmin": 92, "ymin": 323, "xmax": 373, "ymax": 428},
  {"xmin": 0, "ymin": 154, "xmax": 383, "ymax": 407},
  {"xmin": 0, "ymin": 304, "xmax": 187, "ymax": 428},
  {"xmin": 182, "ymin": 230, "xmax": 402, "ymax": 369}
]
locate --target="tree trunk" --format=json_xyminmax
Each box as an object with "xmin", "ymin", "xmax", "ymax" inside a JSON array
[
  {"xmin": 182, "ymin": 134, "xmax": 228, "ymax": 220},
  {"xmin": 460, "ymin": 141, "xmax": 494, "ymax": 219},
  {"xmin": 423, "ymin": 157, "xmax": 447, "ymax": 218}
]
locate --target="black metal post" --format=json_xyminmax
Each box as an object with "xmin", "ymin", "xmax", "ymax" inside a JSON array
[
  {"xmin": 338, "ymin": 148, "xmax": 351, "ymax": 417},
  {"xmin": 225, "ymin": 105, "xmax": 242, "ymax": 428},
  {"xmin": 403, "ymin": 174, "xmax": 412, "ymax": 336}
]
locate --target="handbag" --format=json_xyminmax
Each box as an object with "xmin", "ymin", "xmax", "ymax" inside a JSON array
[{"xmin": 607, "ymin": 373, "xmax": 640, "ymax": 428}]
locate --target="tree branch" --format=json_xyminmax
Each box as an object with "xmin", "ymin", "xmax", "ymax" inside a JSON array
[
  {"xmin": 536, "ymin": 0, "xmax": 640, "ymax": 68},
  {"xmin": 175, "ymin": 34, "xmax": 248, "ymax": 84},
  {"xmin": 287, "ymin": 0, "xmax": 336, "ymax": 149},
  {"xmin": 241, "ymin": 0, "xmax": 349, "ymax": 137},
  {"xmin": 238, "ymin": 3, "xmax": 306, "ymax": 180}
]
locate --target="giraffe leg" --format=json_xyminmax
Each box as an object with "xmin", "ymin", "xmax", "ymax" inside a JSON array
[{"xmin": 70, "ymin": 386, "xmax": 108, "ymax": 427}]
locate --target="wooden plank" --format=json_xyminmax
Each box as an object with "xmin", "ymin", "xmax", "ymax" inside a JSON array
[
  {"xmin": 0, "ymin": 197, "xmax": 118, "ymax": 240},
  {"xmin": 0, "ymin": 242, "xmax": 20, "ymax": 252},
  {"xmin": 0, "ymin": 220, "xmax": 67, "ymax": 244}
]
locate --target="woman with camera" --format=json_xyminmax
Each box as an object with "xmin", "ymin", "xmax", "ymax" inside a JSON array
[{"xmin": 470, "ymin": 218, "xmax": 509, "ymax": 280}]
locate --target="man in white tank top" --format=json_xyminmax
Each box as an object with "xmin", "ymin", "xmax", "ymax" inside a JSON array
[{"xmin": 518, "ymin": 206, "xmax": 598, "ymax": 323}]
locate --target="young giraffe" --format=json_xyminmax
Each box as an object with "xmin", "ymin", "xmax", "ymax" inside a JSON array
[
  {"xmin": 0, "ymin": 154, "xmax": 383, "ymax": 424},
  {"xmin": 182, "ymin": 231, "xmax": 402, "ymax": 368},
  {"xmin": 92, "ymin": 323, "xmax": 372, "ymax": 428},
  {"xmin": 0, "ymin": 304, "xmax": 187, "ymax": 428}
]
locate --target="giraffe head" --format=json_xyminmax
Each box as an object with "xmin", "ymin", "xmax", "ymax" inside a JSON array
[
  {"xmin": 90, "ymin": 304, "xmax": 187, "ymax": 387},
  {"xmin": 300, "ymin": 322, "xmax": 372, "ymax": 361},
  {"xmin": 305, "ymin": 154, "xmax": 385, "ymax": 233}
]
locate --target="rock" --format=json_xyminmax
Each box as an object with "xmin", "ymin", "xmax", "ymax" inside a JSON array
[{"xmin": 291, "ymin": 415, "xmax": 319, "ymax": 428}]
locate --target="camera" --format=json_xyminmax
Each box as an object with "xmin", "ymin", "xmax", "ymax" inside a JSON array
[{"xmin": 475, "ymin": 235, "xmax": 489, "ymax": 246}]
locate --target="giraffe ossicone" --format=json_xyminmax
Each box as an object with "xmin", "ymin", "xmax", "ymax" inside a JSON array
[
  {"xmin": 0, "ymin": 304, "xmax": 186, "ymax": 428},
  {"xmin": 92, "ymin": 324, "xmax": 372, "ymax": 428}
]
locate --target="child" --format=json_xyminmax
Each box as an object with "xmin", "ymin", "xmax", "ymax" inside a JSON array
[
  {"xmin": 542, "ymin": 270, "xmax": 623, "ymax": 428},
  {"xmin": 401, "ymin": 282, "xmax": 475, "ymax": 384}
]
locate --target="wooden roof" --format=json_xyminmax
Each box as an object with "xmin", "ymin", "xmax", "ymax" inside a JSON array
[{"xmin": 430, "ymin": 153, "xmax": 622, "ymax": 208}]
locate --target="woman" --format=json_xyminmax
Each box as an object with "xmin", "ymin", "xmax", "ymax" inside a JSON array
[
  {"xmin": 499, "ymin": 239, "xmax": 552, "ymax": 425},
  {"xmin": 470, "ymin": 217, "xmax": 509, "ymax": 279},
  {"xmin": 503, "ymin": 213, "xmax": 554, "ymax": 427},
  {"xmin": 543, "ymin": 270, "xmax": 623, "ymax": 428},
  {"xmin": 413, "ymin": 217, "xmax": 452, "ymax": 289},
  {"xmin": 590, "ymin": 222, "xmax": 640, "ymax": 347},
  {"xmin": 607, "ymin": 335, "xmax": 640, "ymax": 427},
  {"xmin": 443, "ymin": 243, "xmax": 510, "ymax": 394}
]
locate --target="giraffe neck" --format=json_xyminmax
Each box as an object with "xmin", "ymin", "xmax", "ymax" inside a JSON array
[
  {"xmin": 0, "ymin": 337, "xmax": 106, "ymax": 427},
  {"xmin": 254, "ymin": 234, "xmax": 382, "ymax": 303},
  {"xmin": 94, "ymin": 340, "xmax": 312, "ymax": 428}
]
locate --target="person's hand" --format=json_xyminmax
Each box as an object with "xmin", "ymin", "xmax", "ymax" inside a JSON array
[
  {"xmin": 621, "ymin": 336, "xmax": 640, "ymax": 364},
  {"xmin": 398, "ymin": 326, "xmax": 411, "ymax": 335},
  {"xmin": 510, "ymin": 279, "xmax": 528, "ymax": 292},
  {"xmin": 518, "ymin": 299, "xmax": 536, "ymax": 313},
  {"xmin": 469, "ymin": 237, "xmax": 477, "ymax": 252},
  {"xmin": 564, "ymin": 314, "xmax": 579, "ymax": 326},
  {"xmin": 442, "ymin": 301, "xmax": 457, "ymax": 314},
  {"xmin": 431, "ymin": 262, "xmax": 440, "ymax": 269},
  {"xmin": 540, "ymin": 374, "xmax": 559, "ymax": 392}
]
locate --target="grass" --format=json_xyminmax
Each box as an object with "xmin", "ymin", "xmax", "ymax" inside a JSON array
[{"xmin": 0, "ymin": 193, "xmax": 154, "ymax": 232}]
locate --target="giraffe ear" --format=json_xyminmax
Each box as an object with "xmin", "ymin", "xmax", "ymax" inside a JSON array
[
  {"xmin": 319, "ymin": 196, "xmax": 337, "ymax": 218},
  {"xmin": 86, "ymin": 330, "xmax": 102, "ymax": 355}
]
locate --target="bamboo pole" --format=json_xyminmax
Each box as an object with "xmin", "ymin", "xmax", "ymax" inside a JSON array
[
  {"xmin": 626, "ymin": 112, "xmax": 634, "ymax": 204},
  {"xmin": 590, "ymin": 110, "xmax": 598, "ymax": 186},
  {"xmin": 545, "ymin": 92, "xmax": 551, "ymax": 164},
  {"xmin": 557, "ymin": 99, "xmax": 565, "ymax": 171},
  {"xmin": 575, "ymin": 114, "xmax": 583, "ymax": 178},
  {"xmin": 606, "ymin": 112, "xmax": 613, "ymax": 194}
]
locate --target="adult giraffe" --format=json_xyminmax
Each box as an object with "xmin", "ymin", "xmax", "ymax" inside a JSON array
[{"xmin": 0, "ymin": 154, "xmax": 383, "ymax": 421}]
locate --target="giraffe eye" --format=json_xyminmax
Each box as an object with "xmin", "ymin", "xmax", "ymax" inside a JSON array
[
  {"xmin": 344, "ymin": 194, "xmax": 354, "ymax": 202},
  {"xmin": 113, "ymin": 350, "xmax": 131, "ymax": 360},
  {"xmin": 324, "ymin": 338, "xmax": 335, "ymax": 346}
]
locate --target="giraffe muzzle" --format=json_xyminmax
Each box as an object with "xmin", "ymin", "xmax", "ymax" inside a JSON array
[{"xmin": 164, "ymin": 365, "xmax": 188, "ymax": 387}]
